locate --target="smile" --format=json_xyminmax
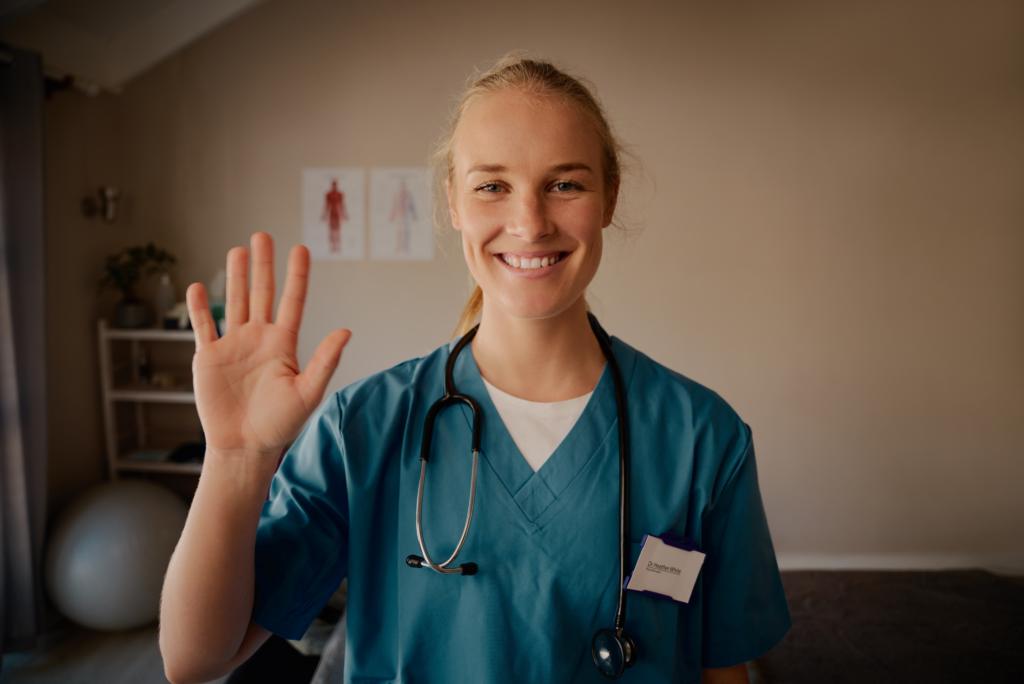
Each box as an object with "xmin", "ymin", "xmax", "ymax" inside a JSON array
[{"xmin": 498, "ymin": 253, "xmax": 564, "ymax": 270}]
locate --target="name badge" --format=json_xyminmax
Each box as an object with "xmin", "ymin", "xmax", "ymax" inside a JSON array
[{"xmin": 624, "ymin": 532, "xmax": 705, "ymax": 604}]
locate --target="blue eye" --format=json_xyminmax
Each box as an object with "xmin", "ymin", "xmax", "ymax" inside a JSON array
[
  {"xmin": 478, "ymin": 183, "xmax": 502, "ymax": 193},
  {"xmin": 554, "ymin": 181, "xmax": 579, "ymax": 192}
]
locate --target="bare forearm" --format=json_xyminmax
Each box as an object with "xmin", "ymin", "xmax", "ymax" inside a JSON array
[{"xmin": 160, "ymin": 448, "xmax": 279, "ymax": 683}]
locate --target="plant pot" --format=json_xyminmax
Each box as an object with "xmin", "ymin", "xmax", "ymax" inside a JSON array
[{"xmin": 113, "ymin": 301, "xmax": 153, "ymax": 329}]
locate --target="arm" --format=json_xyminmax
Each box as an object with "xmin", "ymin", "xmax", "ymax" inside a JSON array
[
  {"xmin": 703, "ymin": 664, "xmax": 750, "ymax": 684},
  {"xmin": 160, "ymin": 234, "xmax": 350, "ymax": 684},
  {"xmin": 159, "ymin": 446, "xmax": 275, "ymax": 683}
]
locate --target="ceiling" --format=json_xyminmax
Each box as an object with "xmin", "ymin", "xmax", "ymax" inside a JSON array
[{"xmin": 0, "ymin": 0, "xmax": 265, "ymax": 90}]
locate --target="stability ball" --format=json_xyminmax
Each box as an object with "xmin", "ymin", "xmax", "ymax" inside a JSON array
[{"xmin": 45, "ymin": 480, "xmax": 188, "ymax": 630}]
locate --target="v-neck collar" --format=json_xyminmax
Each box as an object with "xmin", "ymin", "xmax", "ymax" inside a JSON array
[{"xmin": 448, "ymin": 338, "xmax": 625, "ymax": 525}]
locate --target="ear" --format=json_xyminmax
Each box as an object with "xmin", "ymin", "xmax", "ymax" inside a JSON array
[
  {"xmin": 446, "ymin": 178, "xmax": 461, "ymax": 231},
  {"xmin": 602, "ymin": 180, "xmax": 620, "ymax": 228}
]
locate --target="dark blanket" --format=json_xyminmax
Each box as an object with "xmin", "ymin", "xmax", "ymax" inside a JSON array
[{"xmin": 756, "ymin": 570, "xmax": 1024, "ymax": 684}]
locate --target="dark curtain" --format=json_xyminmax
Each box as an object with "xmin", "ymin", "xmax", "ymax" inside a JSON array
[{"xmin": 0, "ymin": 42, "xmax": 48, "ymax": 664}]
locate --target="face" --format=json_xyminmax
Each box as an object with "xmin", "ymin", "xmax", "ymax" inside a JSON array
[{"xmin": 448, "ymin": 89, "xmax": 617, "ymax": 323}]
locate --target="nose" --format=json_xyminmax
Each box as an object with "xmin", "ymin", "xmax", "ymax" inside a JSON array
[{"xmin": 507, "ymin": 190, "xmax": 553, "ymax": 243}]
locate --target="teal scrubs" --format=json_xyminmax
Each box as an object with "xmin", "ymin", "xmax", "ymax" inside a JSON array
[{"xmin": 253, "ymin": 335, "xmax": 791, "ymax": 683}]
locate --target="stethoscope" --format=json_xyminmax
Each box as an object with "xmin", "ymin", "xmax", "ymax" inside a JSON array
[{"xmin": 405, "ymin": 313, "xmax": 638, "ymax": 679}]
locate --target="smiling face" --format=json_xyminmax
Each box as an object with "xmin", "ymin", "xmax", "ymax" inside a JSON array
[{"xmin": 448, "ymin": 89, "xmax": 617, "ymax": 324}]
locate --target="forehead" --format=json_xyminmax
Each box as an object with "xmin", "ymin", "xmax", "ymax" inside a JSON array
[{"xmin": 453, "ymin": 89, "xmax": 603, "ymax": 174}]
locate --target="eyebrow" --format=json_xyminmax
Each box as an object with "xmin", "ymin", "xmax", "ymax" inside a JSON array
[
  {"xmin": 467, "ymin": 164, "xmax": 507, "ymax": 175},
  {"xmin": 550, "ymin": 163, "xmax": 594, "ymax": 174},
  {"xmin": 465, "ymin": 162, "xmax": 595, "ymax": 175}
]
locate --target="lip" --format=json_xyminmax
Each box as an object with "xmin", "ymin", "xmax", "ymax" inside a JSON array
[
  {"xmin": 493, "ymin": 250, "xmax": 570, "ymax": 278},
  {"xmin": 496, "ymin": 250, "xmax": 564, "ymax": 260}
]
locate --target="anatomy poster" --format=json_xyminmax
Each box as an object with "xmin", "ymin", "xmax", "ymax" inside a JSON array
[
  {"xmin": 302, "ymin": 168, "xmax": 366, "ymax": 260},
  {"xmin": 370, "ymin": 168, "xmax": 434, "ymax": 261}
]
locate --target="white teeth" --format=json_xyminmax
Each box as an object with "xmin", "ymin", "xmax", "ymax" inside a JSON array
[{"xmin": 502, "ymin": 254, "xmax": 562, "ymax": 269}]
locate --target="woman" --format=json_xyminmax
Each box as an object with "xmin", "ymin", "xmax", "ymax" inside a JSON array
[{"xmin": 160, "ymin": 58, "xmax": 790, "ymax": 684}]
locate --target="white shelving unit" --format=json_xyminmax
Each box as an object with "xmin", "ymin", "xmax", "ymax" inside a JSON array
[{"xmin": 98, "ymin": 319, "xmax": 203, "ymax": 478}]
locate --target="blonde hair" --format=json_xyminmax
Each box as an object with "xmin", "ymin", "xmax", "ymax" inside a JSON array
[{"xmin": 434, "ymin": 56, "xmax": 627, "ymax": 338}]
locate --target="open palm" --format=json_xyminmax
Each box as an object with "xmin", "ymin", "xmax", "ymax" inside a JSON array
[{"xmin": 186, "ymin": 233, "xmax": 350, "ymax": 459}]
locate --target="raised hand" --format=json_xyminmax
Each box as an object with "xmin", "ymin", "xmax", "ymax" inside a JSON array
[{"xmin": 186, "ymin": 233, "xmax": 351, "ymax": 460}]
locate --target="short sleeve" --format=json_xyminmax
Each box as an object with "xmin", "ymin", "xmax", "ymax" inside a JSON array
[
  {"xmin": 252, "ymin": 394, "xmax": 350, "ymax": 640},
  {"xmin": 700, "ymin": 430, "xmax": 791, "ymax": 668}
]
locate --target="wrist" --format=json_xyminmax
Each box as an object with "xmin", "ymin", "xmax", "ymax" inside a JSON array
[
  {"xmin": 201, "ymin": 446, "xmax": 282, "ymax": 496},
  {"xmin": 205, "ymin": 444, "xmax": 283, "ymax": 464}
]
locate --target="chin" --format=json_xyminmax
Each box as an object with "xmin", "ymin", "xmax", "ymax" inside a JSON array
[{"xmin": 492, "ymin": 291, "xmax": 582, "ymax": 322}]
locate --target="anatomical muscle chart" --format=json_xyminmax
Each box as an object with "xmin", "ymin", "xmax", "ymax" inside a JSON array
[
  {"xmin": 370, "ymin": 168, "xmax": 433, "ymax": 261},
  {"xmin": 302, "ymin": 168, "xmax": 366, "ymax": 260}
]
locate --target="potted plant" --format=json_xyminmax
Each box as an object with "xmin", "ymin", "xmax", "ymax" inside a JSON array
[{"xmin": 98, "ymin": 243, "xmax": 177, "ymax": 328}]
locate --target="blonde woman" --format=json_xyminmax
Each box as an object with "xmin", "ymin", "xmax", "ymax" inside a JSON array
[{"xmin": 160, "ymin": 58, "xmax": 790, "ymax": 684}]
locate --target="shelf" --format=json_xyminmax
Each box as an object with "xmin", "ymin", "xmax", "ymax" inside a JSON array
[
  {"xmin": 115, "ymin": 459, "xmax": 202, "ymax": 475},
  {"xmin": 99, "ymin": 319, "xmax": 202, "ymax": 481},
  {"xmin": 102, "ymin": 326, "xmax": 195, "ymax": 342},
  {"xmin": 109, "ymin": 388, "xmax": 195, "ymax": 403}
]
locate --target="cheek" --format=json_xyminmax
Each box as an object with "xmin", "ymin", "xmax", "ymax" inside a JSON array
[
  {"xmin": 460, "ymin": 232, "xmax": 481, "ymax": 275},
  {"xmin": 459, "ymin": 222, "xmax": 495, "ymax": 283},
  {"xmin": 557, "ymin": 201, "xmax": 605, "ymax": 243},
  {"xmin": 459, "ymin": 203, "xmax": 505, "ymax": 249},
  {"xmin": 461, "ymin": 200, "xmax": 505, "ymax": 230}
]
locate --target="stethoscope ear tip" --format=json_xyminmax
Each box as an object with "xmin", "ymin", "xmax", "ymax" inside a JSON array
[
  {"xmin": 406, "ymin": 555, "xmax": 425, "ymax": 568},
  {"xmin": 459, "ymin": 563, "xmax": 478, "ymax": 576}
]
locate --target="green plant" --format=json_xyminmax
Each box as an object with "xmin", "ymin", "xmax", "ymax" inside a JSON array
[{"xmin": 97, "ymin": 243, "xmax": 176, "ymax": 301}]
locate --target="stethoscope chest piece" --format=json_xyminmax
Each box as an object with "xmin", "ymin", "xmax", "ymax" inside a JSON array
[{"xmin": 592, "ymin": 628, "xmax": 638, "ymax": 679}]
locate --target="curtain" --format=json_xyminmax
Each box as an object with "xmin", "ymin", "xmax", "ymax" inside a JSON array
[{"xmin": 0, "ymin": 42, "xmax": 47, "ymax": 664}]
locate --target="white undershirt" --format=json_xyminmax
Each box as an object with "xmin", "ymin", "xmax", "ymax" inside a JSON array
[{"xmin": 481, "ymin": 378, "xmax": 593, "ymax": 472}]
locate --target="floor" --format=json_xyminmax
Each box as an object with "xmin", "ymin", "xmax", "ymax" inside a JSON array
[{"xmin": 0, "ymin": 623, "xmax": 231, "ymax": 684}]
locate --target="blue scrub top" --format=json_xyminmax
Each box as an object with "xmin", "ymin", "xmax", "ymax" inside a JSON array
[{"xmin": 253, "ymin": 335, "xmax": 791, "ymax": 683}]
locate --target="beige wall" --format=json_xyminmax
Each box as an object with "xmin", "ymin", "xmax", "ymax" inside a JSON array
[
  {"xmin": 45, "ymin": 0, "xmax": 1024, "ymax": 568},
  {"xmin": 45, "ymin": 91, "xmax": 130, "ymax": 512}
]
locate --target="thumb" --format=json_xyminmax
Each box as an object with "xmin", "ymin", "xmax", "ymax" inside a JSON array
[{"xmin": 297, "ymin": 329, "xmax": 352, "ymax": 406}]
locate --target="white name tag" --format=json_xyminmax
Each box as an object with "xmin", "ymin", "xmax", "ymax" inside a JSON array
[{"xmin": 625, "ymin": 533, "xmax": 705, "ymax": 604}]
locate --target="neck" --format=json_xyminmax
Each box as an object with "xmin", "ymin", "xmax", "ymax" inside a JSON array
[{"xmin": 471, "ymin": 296, "xmax": 606, "ymax": 402}]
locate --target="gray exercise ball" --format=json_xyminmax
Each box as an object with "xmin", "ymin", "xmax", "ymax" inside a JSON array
[{"xmin": 45, "ymin": 480, "xmax": 188, "ymax": 631}]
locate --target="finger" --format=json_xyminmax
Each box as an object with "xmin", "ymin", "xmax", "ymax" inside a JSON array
[
  {"xmin": 297, "ymin": 329, "xmax": 352, "ymax": 407},
  {"xmin": 250, "ymin": 232, "xmax": 275, "ymax": 323},
  {"xmin": 275, "ymin": 246, "xmax": 310, "ymax": 336},
  {"xmin": 186, "ymin": 283, "xmax": 218, "ymax": 350},
  {"xmin": 224, "ymin": 246, "xmax": 250, "ymax": 334}
]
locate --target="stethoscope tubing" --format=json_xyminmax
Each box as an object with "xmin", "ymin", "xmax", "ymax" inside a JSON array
[
  {"xmin": 414, "ymin": 448, "xmax": 479, "ymax": 573},
  {"xmin": 411, "ymin": 327, "xmax": 483, "ymax": 576},
  {"xmin": 588, "ymin": 314, "xmax": 632, "ymax": 635}
]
